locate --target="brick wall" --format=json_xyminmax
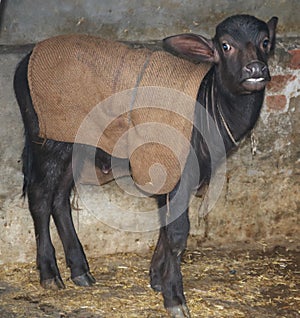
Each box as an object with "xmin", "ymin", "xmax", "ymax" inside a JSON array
[{"xmin": 266, "ymin": 43, "xmax": 300, "ymax": 113}]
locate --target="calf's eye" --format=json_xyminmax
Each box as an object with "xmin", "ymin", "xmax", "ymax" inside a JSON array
[
  {"xmin": 263, "ymin": 38, "xmax": 270, "ymax": 49},
  {"xmin": 222, "ymin": 42, "xmax": 231, "ymax": 52}
]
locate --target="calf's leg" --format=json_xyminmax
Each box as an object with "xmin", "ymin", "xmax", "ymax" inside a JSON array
[
  {"xmin": 151, "ymin": 183, "xmax": 191, "ymax": 318},
  {"xmin": 26, "ymin": 140, "xmax": 95, "ymax": 288},
  {"xmin": 150, "ymin": 196, "xmax": 167, "ymax": 292},
  {"xmin": 26, "ymin": 144, "xmax": 67, "ymax": 289},
  {"xmin": 163, "ymin": 210, "xmax": 190, "ymax": 318},
  {"xmin": 28, "ymin": 186, "xmax": 64, "ymax": 289},
  {"xmin": 51, "ymin": 158, "xmax": 95, "ymax": 286}
]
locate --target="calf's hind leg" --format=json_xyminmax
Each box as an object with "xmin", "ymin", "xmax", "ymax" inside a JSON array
[
  {"xmin": 51, "ymin": 157, "xmax": 95, "ymax": 287},
  {"xmin": 27, "ymin": 141, "xmax": 95, "ymax": 288},
  {"xmin": 28, "ymin": 185, "xmax": 64, "ymax": 289},
  {"xmin": 26, "ymin": 143, "xmax": 68, "ymax": 289}
]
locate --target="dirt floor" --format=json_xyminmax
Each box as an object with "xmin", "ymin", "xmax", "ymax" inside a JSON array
[{"xmin": 0, "ymin": 246, "xmax": 299, "ymax": 318}]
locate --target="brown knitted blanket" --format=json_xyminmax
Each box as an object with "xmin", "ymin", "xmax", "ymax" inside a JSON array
[{"xmin": 28, "ymin": 34, "xmax": 210, "ymax": 194}]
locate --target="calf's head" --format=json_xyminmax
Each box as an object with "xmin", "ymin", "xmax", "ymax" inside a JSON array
[{"xmin": 163, "ymin": 15, "xmax": 278, "ymax": 95}]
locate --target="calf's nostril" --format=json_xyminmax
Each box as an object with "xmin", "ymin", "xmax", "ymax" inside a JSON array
[{"xmin": 245, "ymin": 61, "xmax": 266, "ymax": 77}]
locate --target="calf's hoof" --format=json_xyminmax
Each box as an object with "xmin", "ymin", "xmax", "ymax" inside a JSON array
[
  {"xmin": 150, "ymin": 268, "xmax": 162, "ymax": 292},
  {"xmin": 167, "ymin": 304, "xmax": 191, "ymax": 318},
  {"xmin": 151, "ymin": 283, "xmax": 162, "ymax": 292},
  {"xmin": 150, "ymin": 274, "xmax": 162, "ymax": 292},
  {"xmin": 72, "ymin": 271, "xmax": 96, "ymax": 286},
  {"xmin": 41, "ymin": 276, "xmax": 65, "ymax": 290}
]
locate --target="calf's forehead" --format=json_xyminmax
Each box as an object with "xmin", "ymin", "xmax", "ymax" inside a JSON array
[{"xmin": 215, "ymin": 15, "xmax": 269, "ymax": 43}]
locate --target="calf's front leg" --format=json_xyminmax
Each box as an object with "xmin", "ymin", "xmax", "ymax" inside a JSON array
[
  {"xmin": 163, "ymin": 210, "xmax": 190, "ymax": 318},
  {"xmin": 151, "ymin": 183, "xmax": 192, "ymax": 318}
]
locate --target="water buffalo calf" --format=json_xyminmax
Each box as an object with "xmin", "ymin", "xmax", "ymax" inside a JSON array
[{"xmin": 14, "ymin": 14, "xmax": 278, "ymax": 317}]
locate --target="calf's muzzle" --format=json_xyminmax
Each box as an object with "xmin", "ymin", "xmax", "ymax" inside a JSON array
[{"xmin": 241, "ymin": 60, "xmax": 270, "ymax": 92}]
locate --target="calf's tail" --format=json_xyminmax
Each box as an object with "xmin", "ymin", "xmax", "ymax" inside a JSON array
[
  {"xmin": 21, "ymin": 132, "xmax": 33, "ymax": 197},
  {"xmin": 13, "ymin": 53, "xmax": 34, "ymax": 197}
]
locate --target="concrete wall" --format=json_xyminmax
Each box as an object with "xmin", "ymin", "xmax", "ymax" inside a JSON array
[
  {"xmin": 0, "ymin": 1, "xmax": 299, "ymax": 264},
  {"xmin": 0, "ymin": 0, "xmax": 299, "ymax": 45}
]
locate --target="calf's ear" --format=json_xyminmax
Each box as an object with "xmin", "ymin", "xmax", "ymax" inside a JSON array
[
  {"xmin": 267, "ymin": 17, "xmax": 278, "ymax": 51},
  {"xmin": 163, "ymin": 34, "xmax": 217, "ymax": 63}
]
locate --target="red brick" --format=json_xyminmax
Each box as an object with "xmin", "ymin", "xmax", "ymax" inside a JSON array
[
  {"xmin": 267, "ymin": 74, "xmax": 296, "ymax": 93},
  {"xmin": 266, "ymin": 94, "xmax": 287, "ymax": 112},
  {"xmin": 288, "ymin": 49, "xmax": 300, "ymax": 69}
]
